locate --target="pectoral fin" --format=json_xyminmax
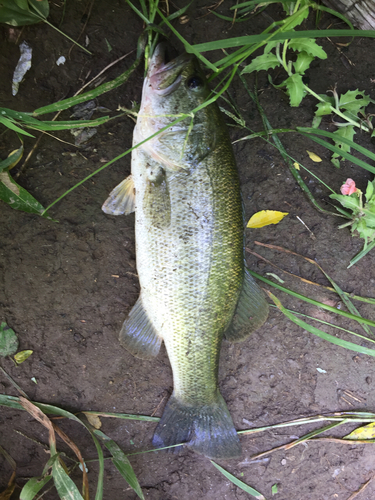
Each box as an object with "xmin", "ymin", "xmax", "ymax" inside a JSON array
[
  {"xmin": 119, "ymin": 295, "xmax": 162, "ymax": 359},
  {"xmin": 102, "ymin": 175, "xmax": 135, "ymax": 215},
  {"xmin": 225, "ymin": 268, "xmax": 269, "ymax": 342}
]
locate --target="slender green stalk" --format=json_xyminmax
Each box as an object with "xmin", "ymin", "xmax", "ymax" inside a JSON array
[{"xmin": 250, "ymin": 270, "xmax": 375, "ymax": 327}]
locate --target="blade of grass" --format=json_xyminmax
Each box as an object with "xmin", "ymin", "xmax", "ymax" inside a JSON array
[
  {"xmin": 82, "ymin": 411, "xmax": 159, "ymax": 422},
  {"xmin": 156, "ymin": 7, "xmax": 218, "ymax": 72},
  {"xmin": 270, "ymin": 304, "xmax": 375, "ymax": 344},
  {"xmin": 348, "ymin": 240, "xmax": 375, "ymax": 269},
  {"xmin": 192, "ymin": 29, "xmax": 375, "ymax": 52},
  {"xmin": 284, "ymin": 420, "xmax": 349, "ymax": 450},
  {"xmin": 297, "ymin": 128, "xmax": 375, "ymax": 172},
  {"xmin": 20, "ymin": 476, "xmax": 52, "ymax": 500},
  {"xmin": 252, "ymin": 242, "xmax": 375, "ymax": 305},
  {"xmin": 266, "ymin": 290, "xmax": 375, "ymax": 357},
  {"xmin": 248, "ymin": 242, "xmax": 373, "ymax": 335},
  {"xmin": 249, "ymin": 270, "xmax": 375, "ymax": 328},
  {"xmin": 33, "ymin": 52, "xmax": 142, "ymax": 116},
  {"xmin": 52, "ymin": 459, "xmax": 84, "ymax": 500},
  {"xmin": 92, "ymin": 429, "xmax": 144, "ymax": 500},
  {"xmin": 238, "ymin": 75, "xmax": 342, "ymax": 215},
  {"xmin": 211, "ymin": 462, "xmax": 266, "ymax": 499}
]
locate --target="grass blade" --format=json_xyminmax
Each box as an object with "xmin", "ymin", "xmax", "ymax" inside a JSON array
[
  {"xmin": 82, "ymin": 410, "xmax": 159, "ymax": 422},
  {"xmin": 267, "ymin": 291, "xmax": 375, "ymax": 357},
  {"xmin": 20, "ymin": 476, "xmax": 52, "ymax": 500},
  {"xmin": 156, "ymin": 7, "xmax": 218, "ymax": 72},
  {"xmin": 249, "ymin": 270, "xmax": 375, "ymax": 328},
  {"xmin": 211, "ymin": 462, "xmax": 266, "ymax": 499},
  {"xmin": 0, "ymin": 170, "xmax": 47, "ymax": 216},
  {"xmin": 93, "ymin": 429, "xmax": 144, "ymax": 500},
  {"xmin": 297, "ymin": 128, "xmax": 375, "ymax": 173},
  {"xmin": 192, "ymin": 29, "xmax": 375, "ymax": 52},
  {"xmin": 0, "ymin": 146, "xmax": 24, "ymax": 173},
  {"xmin": 348, "ymin": 240, "xmax": 375, "ymax": 268},
  {"xmin": 33, "ymin": 53, "xmax": 142, "ymax": 116},
  {"xmin": 0, "ymin": 116, "xmax": 34, "ymax": 137},
  {"xmin": 52, "ymin": 458, "xmax": 84, "ymax": 500}
]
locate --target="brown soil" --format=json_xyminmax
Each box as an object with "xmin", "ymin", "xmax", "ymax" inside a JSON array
[{"xmin": 1, "ymin": 2, "xmax": 375, "ymax": 499}]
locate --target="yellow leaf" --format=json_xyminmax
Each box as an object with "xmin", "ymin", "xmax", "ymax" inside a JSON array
[
  {"xmin": 8, "ymin": 148, "xmax": 23, "ymax": 169},
  {"xmin": 14, "ymin": 350, "xmax": 33, "ymax": 364},
  {"xmin": 306, "ymin": 150, "xmax": 322, "ymax": 162},
  {"xmin": 293, "ymin": 162, "xmax": 300, "ymax": 170},
  {"xmin": 247, "ymin": 210, "xmax": 288, "ymax": 229},
  {"xmin": 344, "ymin": 422, "xmax": 375, "ymax": 440},
  {"xmin": 84, "ymin": 412, "xmax": 102, "ymax": 429}
]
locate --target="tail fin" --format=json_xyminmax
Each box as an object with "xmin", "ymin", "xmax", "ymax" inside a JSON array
[{"xmin": 152, "ymin": 392, "xmax": 241, "ymax": 460}]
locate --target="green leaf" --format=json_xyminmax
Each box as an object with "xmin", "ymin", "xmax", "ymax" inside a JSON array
[
  {"xmin": 365, "ymin": 181, "xmax": 374, "ymax": 203},
  {"xmin": 0, "ymin": 115, "xmax": 35, "ymax": 137},
  {"xmin": 332, "ymin": 125, "xmax": 356, "ymax": 154},
  {"xmin": 285, "ymin": 73, "xmax": 305, "ymax": 107},
  {"xmin": 354, "ymin": 219, "xmax": 375, "ymax": 240},
  {"xmin": 272, "ymin": 484, "xmax": 278, "ymax": 495},
  {"xmin": 52, "ymin": 458, "xmax": 84, "ymax": 500},
  {"xmin": 338, "ymin": 89, "xmax": 372, "ymax": 112},
  {"xmin": 93, "ymin": 429, "xmax": 144, "ymax": 500},
  {"xmin": 0, "ymin": 322, "xmax": 19, "ymax": 357},
  {"xmin": 211, "ymin": 462, "xmax": 266, "ymax": 499},
  {"xmin": 289, "ymin": 38, "xmax": 327, "ymax": 59},
  {"xmin": 268, "ymin": 291, "xmax": 375, "ymax": 357},
  {"xmin": 241, "ymin": 53, "xmax": 281, "ymax": 74},
  {"xmin": 0, "ymin": 170, "xmax": 47, "ymax": 215},
  {"xmin": 20, "ymin": 476, "xmax": 52, "ymax": 500},
  {"xmin": 330, "ymin": 193, "xmax": 360, "ymax": 212},
  {"xmin": 314, "ymin": 100, "xmax": 333, "ymax": 116},
  {"xmin": 293, "ymin": 51, "xmax": 314, "ymax": 74},
  {"xmin": 0, "ymin": 146, "xmax": 24, "ymax": 173},
  {"xmin": 0, "ymin": 0, "xmax": 49, "ymax": 26}
]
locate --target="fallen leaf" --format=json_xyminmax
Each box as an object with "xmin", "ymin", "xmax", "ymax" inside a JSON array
[
  {"xmin": 307, "ymin": 150, "xmax": 322, "ymax": 162},
  {"xmin": 247, "ymin": 210, "xmax": 288, "ymax": 229},
  {"xmin": 293, "ymin": 162, "xmax": 300, "ymax": 170},
  {"xmin": 14, "ymin": 349, "xmax": 33, "ymax": 364},
  {"xmin": 84, "ymin": 412, "xmax": 102, "ymax": 429},
  {"xmin": 344, "ymin": 422, "xmax": 375, "ymax": 440}
]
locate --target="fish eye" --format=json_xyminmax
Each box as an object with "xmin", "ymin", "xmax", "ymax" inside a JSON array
[{"xmin": 187, "ymin": 76, "xmax": 203, "ymax": 90}]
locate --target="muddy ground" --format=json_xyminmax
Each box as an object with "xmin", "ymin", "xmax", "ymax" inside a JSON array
[{"xmin": 1, "ymin": 1, "xmax": 375, "ymax": 499}]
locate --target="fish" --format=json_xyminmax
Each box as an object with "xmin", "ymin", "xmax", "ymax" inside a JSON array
[{"xmin": 102, "ymin": 43, "xmax": 269, "ymax": 460}]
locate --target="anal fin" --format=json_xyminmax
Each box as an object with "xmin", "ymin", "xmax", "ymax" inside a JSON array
[
  {"xmin": 120, "ymin": 296, "xmax": 162, "ymax": 359},
  {"xmin": 102, "ymin": 175, "xmax": 135, "ymax": 215},
  {"xmin": 225, "ymin": 268, "xmax": 269, "ymax": 342}
]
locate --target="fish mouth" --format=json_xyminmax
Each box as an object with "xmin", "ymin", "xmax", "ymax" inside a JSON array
[{"xmin": 148, "ymin": 43, "xmax": 193, "ymax": 96}]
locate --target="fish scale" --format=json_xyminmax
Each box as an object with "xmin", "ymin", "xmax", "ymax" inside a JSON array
[{"xmin": 102, "ymin": 43, "xmax": 269, "ymax": 459}]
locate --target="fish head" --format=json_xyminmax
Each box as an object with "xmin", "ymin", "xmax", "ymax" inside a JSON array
[{"xmin": 136, "ymin": 43, "xmax": 223, "ymax": 169}]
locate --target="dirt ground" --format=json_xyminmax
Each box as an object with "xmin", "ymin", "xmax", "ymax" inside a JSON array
[{"xmin": 1, "ymin": 1, "xmax": 375, "ymax": 499}]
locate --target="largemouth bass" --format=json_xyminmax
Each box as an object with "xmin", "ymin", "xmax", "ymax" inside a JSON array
[{"xmin": 102, "ymin": 44, "xmax": 269, "ymax": 460}]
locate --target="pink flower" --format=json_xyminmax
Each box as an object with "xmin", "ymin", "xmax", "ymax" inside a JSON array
[{"xmin": 341, "ymin": 178, "xmax": 357, "ymax": 195}]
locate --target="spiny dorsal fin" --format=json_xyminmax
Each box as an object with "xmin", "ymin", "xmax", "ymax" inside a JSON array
[{"xmin": 102, "ymin": 175, "xmax": 135, "ymax": 215}]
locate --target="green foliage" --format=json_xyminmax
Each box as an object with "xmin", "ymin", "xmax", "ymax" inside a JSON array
[
  {"xmin": 331, "ymin": 180, "xmax": 375, "ymax": 266},
  {"xmin": 0, "ymin": 322, "xmax": 19, "ymax": 357},
  {"xmin": 312, "ymin": 88, "xmax": 374, "ymax": 167},
  {"xmin": 0, "ymin": 0, "xmax": 49, "ymax": 26}
]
